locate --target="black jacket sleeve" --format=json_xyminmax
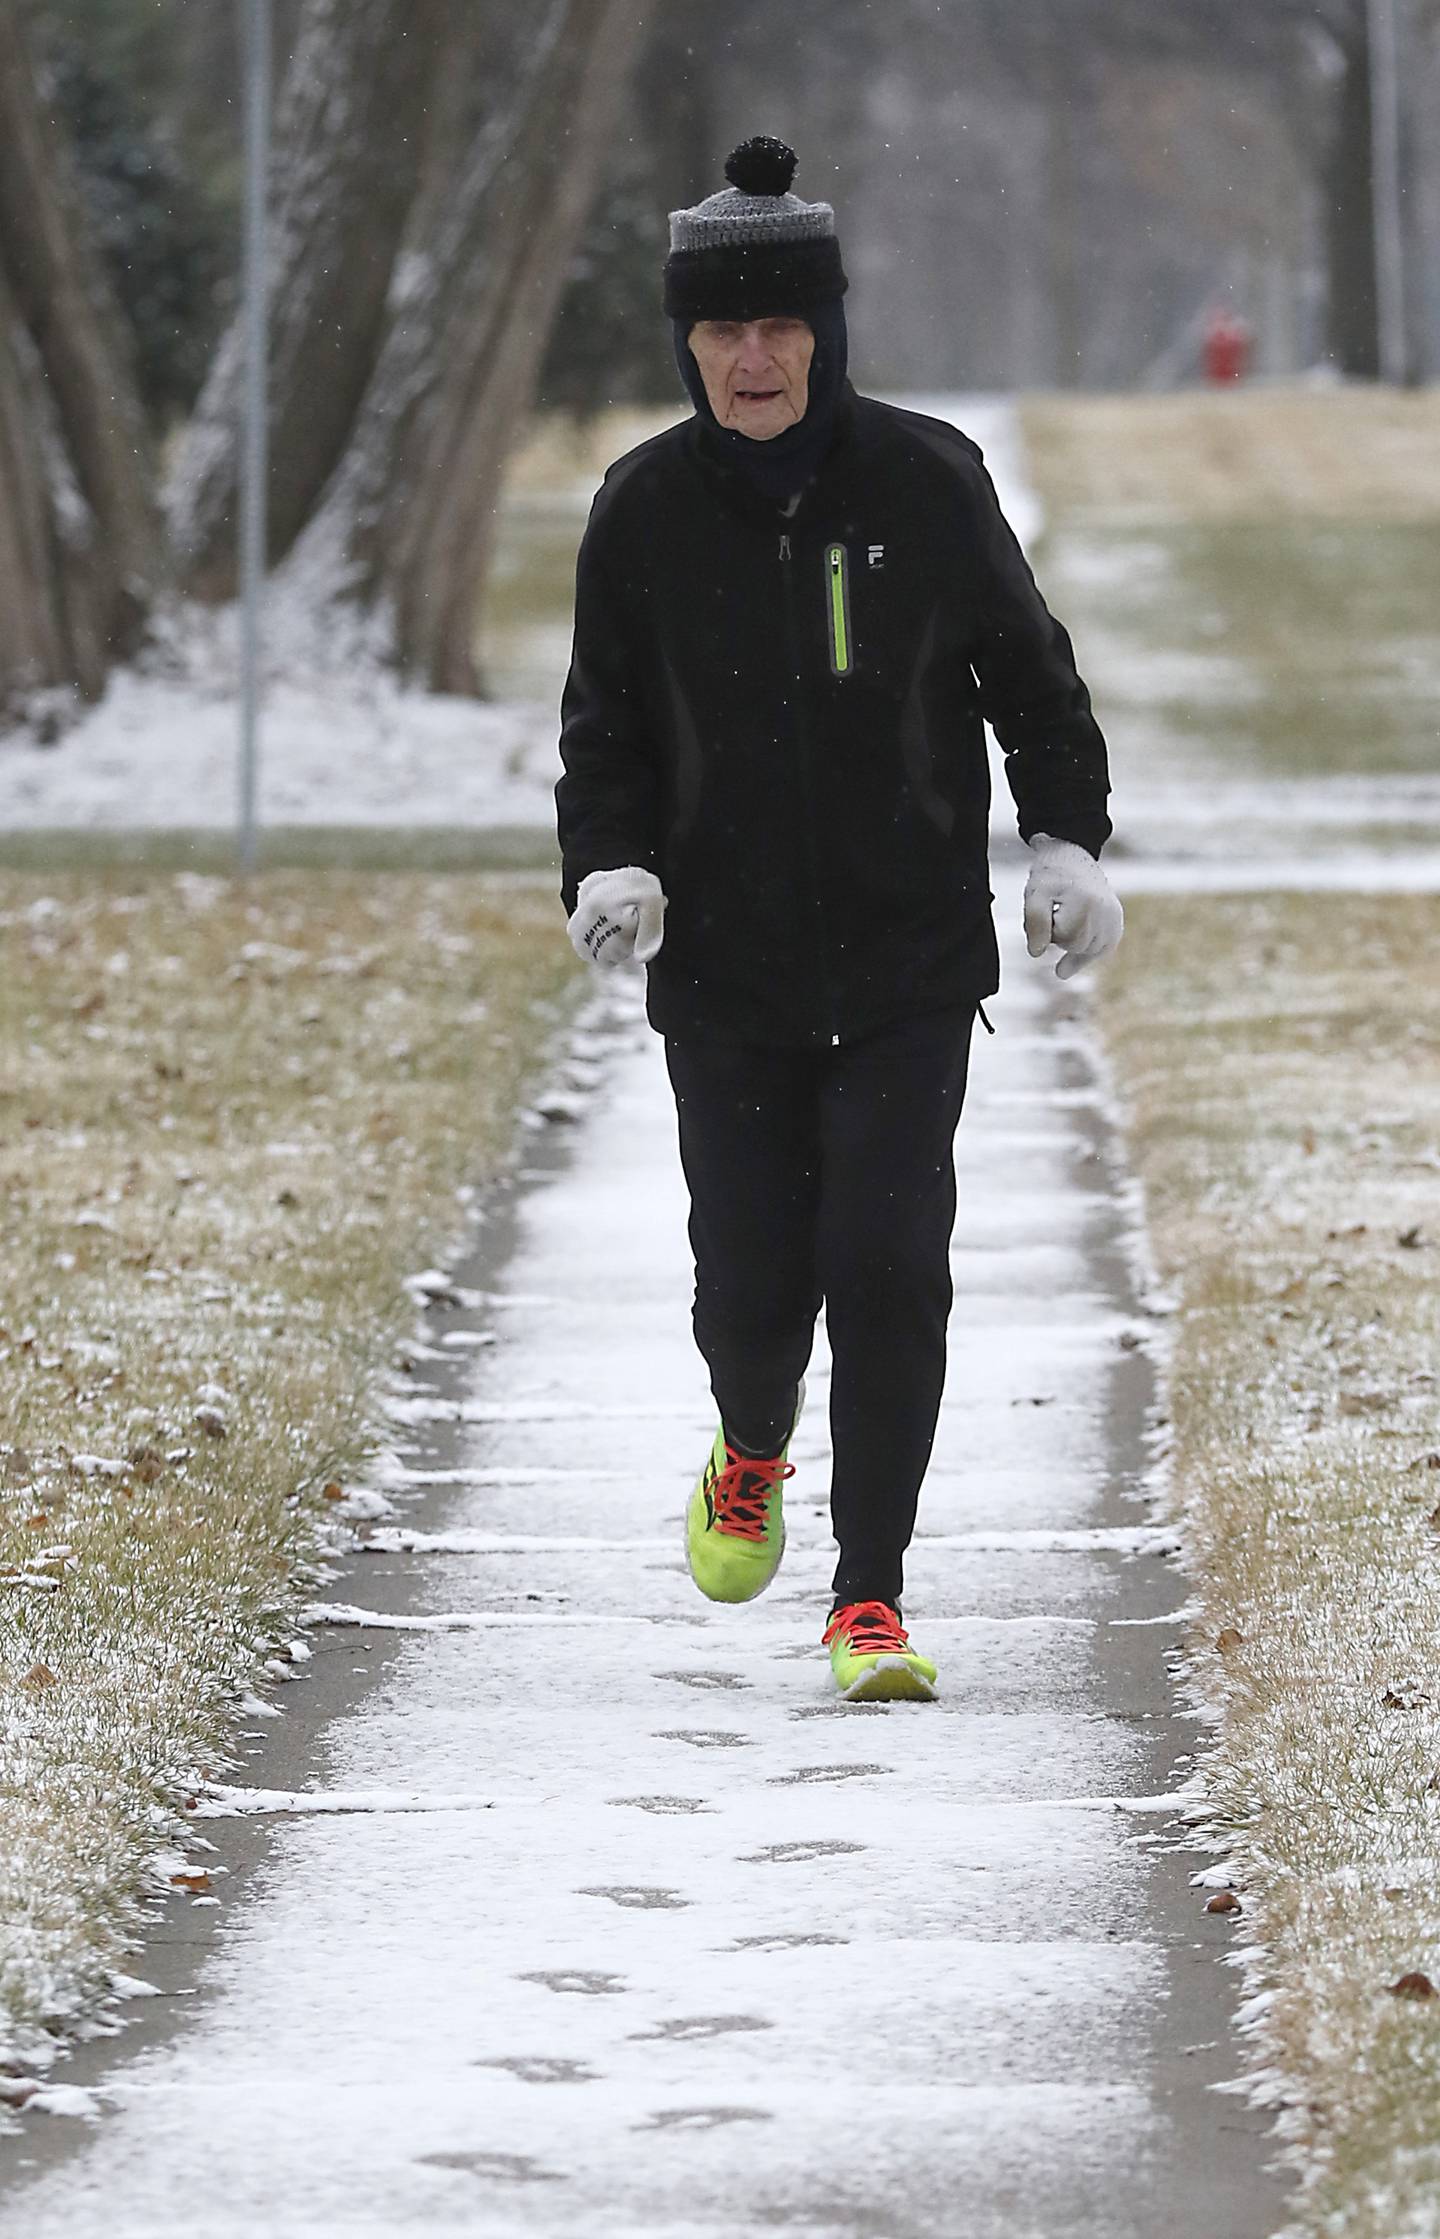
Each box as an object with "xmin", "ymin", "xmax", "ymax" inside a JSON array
[
  {"xmin": 966, "ymin": 459, "xmax": 1112, "ymax": 860},
  {"xmin": 554, "ymin": 493, "xmax": 662, "ymax": 918}
]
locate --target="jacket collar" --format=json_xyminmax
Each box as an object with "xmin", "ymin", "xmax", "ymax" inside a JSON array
[{"xmin": 682, "ymin": 379, "xmax": 863, "ymax": 527}]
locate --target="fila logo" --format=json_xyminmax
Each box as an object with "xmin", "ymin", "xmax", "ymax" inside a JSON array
[{"xmin": 867, "ymin": 543, "xmax": 885, "ymax": 569}]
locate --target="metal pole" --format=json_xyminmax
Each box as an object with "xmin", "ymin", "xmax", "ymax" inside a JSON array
[
  {"xmin": 238, "ymin": 0, "xmax": 271, "ymax": 873},
  {"xmin": 1368, "ymin": 0, "xmax": 1408, "ymax": 383}
]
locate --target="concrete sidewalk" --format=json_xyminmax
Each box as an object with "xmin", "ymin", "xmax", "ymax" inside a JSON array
[{"xmin": 2, "ymin": 873, "xmax": 1290, "ymax": 2237}]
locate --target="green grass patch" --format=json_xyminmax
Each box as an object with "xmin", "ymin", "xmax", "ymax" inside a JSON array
[{"xmin": 1039, "ymin": 515, "xmax": 1440, "ymax": 785}]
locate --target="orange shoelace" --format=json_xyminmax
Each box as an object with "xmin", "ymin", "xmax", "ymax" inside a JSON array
[
  {"xmin": 708, "ymin": 1442, "xmax": 795, "ymax": 1542},
  {"xmin": 823, "ymin": 1599, "xmax": 911, "ymax": 1655}
]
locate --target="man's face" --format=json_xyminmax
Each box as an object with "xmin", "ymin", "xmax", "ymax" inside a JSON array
[{"xmin": 687, "ymin": 315, "xmax": 814, "ymax": 440}]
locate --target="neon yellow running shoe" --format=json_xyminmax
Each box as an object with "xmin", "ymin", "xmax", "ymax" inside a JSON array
[
  {"xmin": 685, "ymin": 1381, "xmax": 804, "ymax": 1604},
  {"xmin": 823, "ymin": 1600, "xmax": 938, "ymax": 1702}
]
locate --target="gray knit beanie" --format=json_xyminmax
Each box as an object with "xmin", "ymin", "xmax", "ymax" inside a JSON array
[{"xmin": 663, "ymin": 135, "xmax": 849, "ymax": 323}]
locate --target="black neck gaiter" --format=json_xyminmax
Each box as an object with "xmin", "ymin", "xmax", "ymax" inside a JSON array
[{"xmin": 670, "ymin": 298, "xmax": 849, "ymax": 509}]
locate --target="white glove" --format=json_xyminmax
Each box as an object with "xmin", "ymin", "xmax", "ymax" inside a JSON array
[
  {"xmin": 567, "ymin": 865, "xmax": 666, "ymax": 968},
  {"xmin": 1022, "ymin": 833, "xmax": 1124, "ymax": 980}
]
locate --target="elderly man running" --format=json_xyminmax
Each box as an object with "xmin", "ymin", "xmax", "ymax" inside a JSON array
[{"xmin": 556, "ymin": 135, "xmax": 1122, "ymax": 1701}]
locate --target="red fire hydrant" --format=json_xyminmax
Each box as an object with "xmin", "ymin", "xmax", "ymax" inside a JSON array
[{"xmin": 1203, "ymin": 306, "xmax": 1252, "ymax": 384}]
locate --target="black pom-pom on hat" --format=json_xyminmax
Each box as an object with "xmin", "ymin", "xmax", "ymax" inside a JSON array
[{"xmin": 724, "ymin": 135, "xmax": 798, "ymax": 197}]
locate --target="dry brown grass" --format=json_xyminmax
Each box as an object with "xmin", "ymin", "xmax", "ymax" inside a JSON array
[
  {"xmin": 1097, "ymin": 890, "xmax": 1440, "ymax": 2236},
  {"xmin": 1021, "ymin": 386, "xmax": 1440, "ymax": 523},
  {"xmin": 507, "ymin": 386, "xmax": 1440, "ymax": 519},
  {"xmin": 504, "ymin": 404, "xmax": 685, "ymax": 496},
  {"xmin": 0, "ymin": 868, "xmax": 584, "ymax": 2084}
]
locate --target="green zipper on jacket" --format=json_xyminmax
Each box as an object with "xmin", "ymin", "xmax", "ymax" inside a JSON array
[
  {"xmin": 780, "ymin": 530, "xmax": 841, "ymax": 1046},
  {"xmin": 824, "ymin": 542, "xmax": 853, "ymax": 677}
]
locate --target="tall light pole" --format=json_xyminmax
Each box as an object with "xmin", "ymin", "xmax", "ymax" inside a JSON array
[
  {"xmin": 238, "ymin": 0, "xmax": 271, "ymax": 872},
  {"xmin": 1368, "ymin": 0, "xmax": 1409, "ymax": 383}
]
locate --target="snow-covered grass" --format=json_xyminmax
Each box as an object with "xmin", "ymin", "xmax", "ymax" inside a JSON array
[
  {"xmin": 0, "ymin": 590, "xmax": 563, "ymax": 835},
  {"xmin": 1019, "ymin": 389, "xmax": 1440, "ymax": 890},
  {"xmin": 1096, "ymin": 889, "xmax": 1440, "ymax": 2238},
  {"xmin": 0, "ymin": 868, "xmax": 583, "ymax": 2097},
  {"xmin": 1021, "ymin": 384, "xmax": 1440, "ymax": 522}
]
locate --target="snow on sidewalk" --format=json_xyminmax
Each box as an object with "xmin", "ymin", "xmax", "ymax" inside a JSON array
[{"xmin": 3, "ymin": 890, "xmax": 1288, "ymax": 2238}]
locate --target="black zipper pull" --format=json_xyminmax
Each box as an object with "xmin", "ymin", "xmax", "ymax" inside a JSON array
[
  {"xmin": 977, "ymin": 1000, "xmax": 996, "ymax": 1035},
  {"xmin": 779, "ymin": 533, "xmax": 791, "ymax": 562}
]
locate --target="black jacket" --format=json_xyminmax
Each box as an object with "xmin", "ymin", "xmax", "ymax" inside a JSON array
[{"xmin": 555, "ymin": 378, "xmax": 1111, "ymax": 1049}]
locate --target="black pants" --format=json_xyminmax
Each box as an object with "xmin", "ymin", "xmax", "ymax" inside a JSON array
[{"xmin": 663, "ymin": 1001, "xmax": 978, "ymax": 1610}]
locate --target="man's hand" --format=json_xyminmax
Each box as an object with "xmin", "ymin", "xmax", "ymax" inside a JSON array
[
  {"xmin": 1022, "ymin": 834, "xmax": 1124, "ymax": 980},
  {"xmin": 567, "ymin": 866, "xmax": 667, "ymax": 968}
]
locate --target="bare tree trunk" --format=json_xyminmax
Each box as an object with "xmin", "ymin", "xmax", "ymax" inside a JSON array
[
  {"xmin": 0, "ymin": 261, "xmax": 103, "ymax": 717},
  {"xmin": 170, "ymin": 0, "xmax": 646, "ymax": 694},
  {"xmin": 0, "ymin": 0, "xmax": 165, "ymax": 715},
  {"xmin": 1324, "ymin": 23, "xmax": 1382, "ymax": 374},
  {"xmin": 378, "ymin": 0, "xmax": 651, "ymax": 691},
  {"xmin": 290, "ymin": 0, "xmax": 651, "ymax": 694},
  {"xmin": 166, "ymin": 0, "xmax": 455, "ymax": 597}
]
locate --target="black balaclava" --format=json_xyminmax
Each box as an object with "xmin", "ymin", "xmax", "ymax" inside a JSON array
[
  {"xmin": 663, "ymin": 135, "xmax": 852, "ymax": 511},
  {"xmin": 670, "ymin": 296, "xmax": 849, "ymax": 510}
]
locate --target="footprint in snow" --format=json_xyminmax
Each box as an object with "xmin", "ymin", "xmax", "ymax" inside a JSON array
[
  {"xmin": 471, "ymin": 2055, "xmax": 598, "ymax": 2084},
  {"xmin": 729, "ymin": 1931, "xmax": 848, "ymax": 1951},
  {"xmin": 654, "ymin": 1670, "xmax": 751, "ymax": 1692},
  {"xmin": 579, "ymin": 1884, "xmax": 690, "ymax": 1910},
  {"xmin": 417, "ymin": 2150, "xmax": 562, "ymax": 2183},
  {"xmin": 628, "ymin": 2015, "xmax": 773, "ymax": 2043},
  {"xmin": 518, "ymin": 1969, "xmax": 626, "ymax": 1996},
  {"xmin": 740, "ymin": 1839, "xmax": 867, "ymax": 1864},
  {"xmin": 789, "ymin": 1701, "xmax": 892, "ymax": 1719},
  {"xmin": 608, "ymin": 1795, "xmax": 716, "ymax": 1815},
  {"xmin": 655, "ymin": 1729, "xmax": 752, "ymax": 1748},
  {"xmin": 767, "ymin": 1762, "xmax": 892, "ymax": 1785},
  {"xmin": 633, "ymin": 2106, "xmax": 773, "ymax": 2133}
]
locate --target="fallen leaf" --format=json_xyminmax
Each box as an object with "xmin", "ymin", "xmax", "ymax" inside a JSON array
[
  {"xmin": 1205, "ymin": 1890, "xmax": 1241, "ymax": 1915},
  {"xmin": 1398, "ymin": 1226, "xmax": 1424, "ymax": 1250},
  {"xmin": 1387, "ymin": 1971, "xmax": 1435, "ymax": 2001},
  {"xmin": 1216, "ymin": 1626, "xmax": 1245, "ymax": 1654},
  {"xmin": 321, "ymin": 1481, "xmax": 345, "ymax": 1502},
  {"xmin": 22, "ymin": 1663, "xmax": 57, "ymax": 1689},
  {"xmin": 169, "ymin": 1871, "xmax": 211, "ymax": 1894}
]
